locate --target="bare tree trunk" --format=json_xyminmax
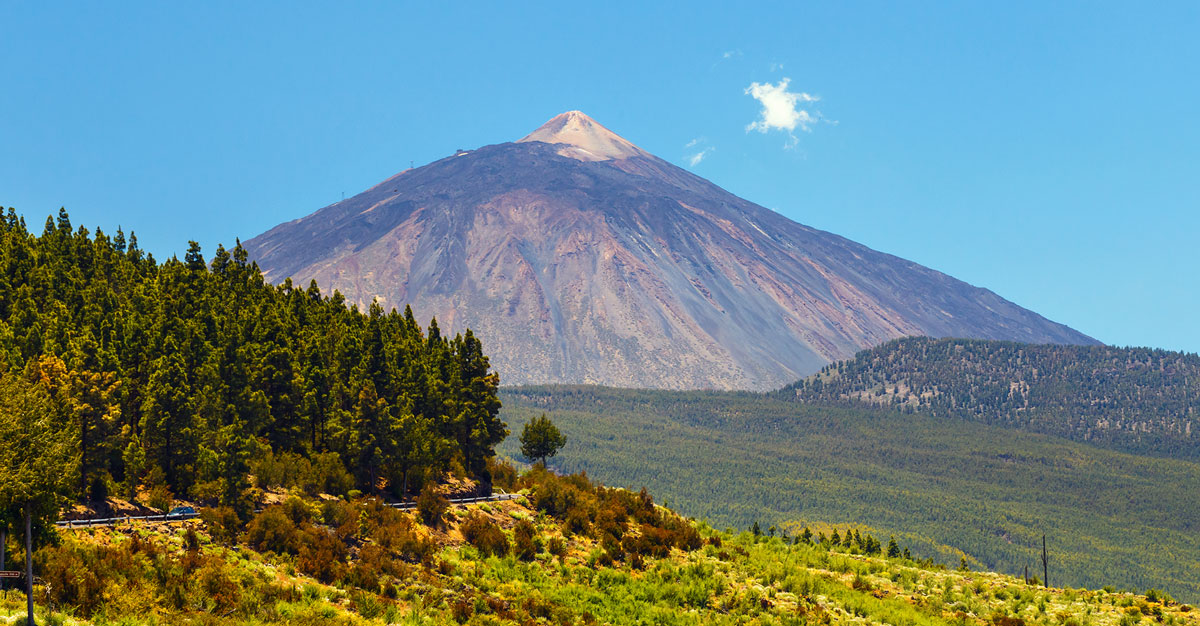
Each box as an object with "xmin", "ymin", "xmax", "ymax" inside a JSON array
[
  {"xmin": 24, "ymin": 504, "xmax": 34, "ymax": 626},
  {"xmin": 1041, "ymin": 534, "xmax": 1049, "ymax": 589},
  {"xmin": 1, "ymin": 526, "xmax": 6, "ymax": 592}
]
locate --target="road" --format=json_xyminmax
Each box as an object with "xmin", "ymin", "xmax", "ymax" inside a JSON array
[{"xmin": 56, "ymin": 492, "xmax": 522, "ymax": 529}]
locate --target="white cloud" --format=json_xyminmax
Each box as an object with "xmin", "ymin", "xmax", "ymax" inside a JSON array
[
  {"xmin": 688, "ymin": 147, "xmax": 715, "ymax": 166},
  {"xmin": 684, "ymin": 138, "xmax": 714, "ymax": 167},
  {"xmin": 744, "ymin": 78, "xmax": 819, "ymax": 147},
  {"xmin": 722, "ymin": 49, "xmax": 743, "ymax": 59}
]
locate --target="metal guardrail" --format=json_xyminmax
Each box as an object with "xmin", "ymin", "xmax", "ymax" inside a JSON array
[
  {"xmin": 56, "ymin": 512, "xmax": 200, "ymax": 528},
  {"xmin": 55, "ymin": 492, "xmax": 523, "ymax": 529},
  {"xmin": 386, "ymin": 492, "xmax": 521, "ymax": 511}
]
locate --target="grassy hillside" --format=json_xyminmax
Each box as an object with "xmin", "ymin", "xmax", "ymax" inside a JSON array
[
  {"xmin": 499, "ymin": 386, "xmax": 1200, "ymax": 602},
  {"xmin": 780, "ymin": 338, "xmax": 1199, "ymax": 459},
  {"xmin": 9, "ymin": 469, "xmax": 1195, "ymax": 626}
]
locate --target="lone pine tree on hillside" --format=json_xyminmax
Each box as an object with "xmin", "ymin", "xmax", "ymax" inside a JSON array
[{"xmin": 519, "ymin": 414, "xmax": 566, "ymax": 467}]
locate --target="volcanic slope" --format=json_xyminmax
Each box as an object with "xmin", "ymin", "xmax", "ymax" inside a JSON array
[{"xmin": 245, "ymin": 111, "xmax": 1096, "ymax": 390}]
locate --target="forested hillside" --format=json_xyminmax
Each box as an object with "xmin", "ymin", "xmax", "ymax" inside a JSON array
[
  {"xmin": 0, "ymin": 208, "xmax": 506, "ymax": 514},
  {"xmin": 781, "ymin": 337, "xmax": 1199, "ymax": 459},
  {"xmin": 500, "ymin": 386, "xmax": 1200, "ymax": 602}
]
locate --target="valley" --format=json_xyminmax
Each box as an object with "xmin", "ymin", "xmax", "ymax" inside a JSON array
[{"xmin": 499, "ymin": 385, "xmax": 1200, "ymax": 602}]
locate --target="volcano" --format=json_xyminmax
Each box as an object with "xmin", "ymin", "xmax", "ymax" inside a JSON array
[{"xmin": 244, "ymin": 111, "xmax": 1097, "ymax": 390}]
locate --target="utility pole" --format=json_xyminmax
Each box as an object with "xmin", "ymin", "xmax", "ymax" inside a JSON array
[{"xmin": 1041, "ymin": 534, "xmax": 1049, "ymax": 588}]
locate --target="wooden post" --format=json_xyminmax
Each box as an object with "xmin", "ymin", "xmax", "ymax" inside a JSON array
[
  {"xmin": 1, "ymin": 526, "xmax": 6, "ymax": 591},
  {"xmin": 25, "ymin": 504, "xmax": 34, "ymax": 626},
  {"xmin": 1041, "ymin": 534, "xmax": 1049, "ymax": 589}
]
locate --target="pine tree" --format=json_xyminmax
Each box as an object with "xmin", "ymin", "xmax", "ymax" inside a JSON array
[
  {"xmin": 140, "ymin": 344, "xmax": 197, "ymax": 492},
  {"xmin": 453, "ymin": 330, "xmax": 506, "ymax": 483},
  {"xmin": 351, "ymin": 381, "xmax": 391, "ymax": 493},
  {"xmin": 519, "ymin": 414, "xmax": 567, "ymax": 467},
  {"xmin": 0, "ymin": 368, "xmax": 76, "ymax": 626}
]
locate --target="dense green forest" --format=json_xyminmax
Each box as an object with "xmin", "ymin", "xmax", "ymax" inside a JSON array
[
  {"xmin": 0, "ymin": 208, "xmax": 506, "ymax": 515},
  {"xmin": 499, "ymin": 386, "xmax": 1200, "ymax": 602},
  {"xmin": 781, "ymin": 337, "xmax": 1199, "ymax": 459}
]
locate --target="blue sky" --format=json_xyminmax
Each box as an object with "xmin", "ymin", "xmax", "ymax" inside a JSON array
[{"xmin": 2, "ymin": 2, "xmax": 1197, "ymax": 354}]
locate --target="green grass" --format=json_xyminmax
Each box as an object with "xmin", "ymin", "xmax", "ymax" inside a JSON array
[{"xmin": 499, "ymin": 385, "xmax": 1200, "ymax": 602}]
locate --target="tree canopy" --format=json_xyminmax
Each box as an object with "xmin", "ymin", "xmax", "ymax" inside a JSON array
[
  {"xmin": 519, "ymin": 414, "xmax": 566, "ymax": 466},
  {"xmin": 0, "ymin": 207, "xmax": 507, "ymax": 510}
]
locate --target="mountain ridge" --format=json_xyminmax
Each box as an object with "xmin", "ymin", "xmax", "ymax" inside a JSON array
[
  {"xmin": 245, "ymin": 112, "xmax": 1097, "ymax": 390},
  {"xmin": 781, "ymin": 336, "xmax": 1199, "ymax": 458}
]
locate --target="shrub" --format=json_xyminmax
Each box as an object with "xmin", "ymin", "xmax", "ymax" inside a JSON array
[
  {"xmin": 37, "ymin": 543, "xmax": 111, "ymax": 616},
  {"xmin": 345, "ymin": 543, "xmax": 402, "ymax": 590},
  {"xmin": 530, "ymin": 473, "xmax": 590, "ymax": 520},
  {"xmin": 631, "ymin": 524, "xmax": 677, "ymax": 558},
  {"xmin": 197, "ymin": 560, "xmax": 242, "ymax": 613},
  {"xmin": 452, "ymin": 598, "xmax": 475, "ymax": 623},
  {"xmin": 282, "ymin": 495, "xmax": 314, "ymax": 524},
  {"xmin": 371, "ymin": 512, "xmax": 434, "ymax": 563},
  {"xmin": 146, "ymin": 484, "xmax": 174, "ymax": 513},
  {"xmin": 547, "ymin": 536, "xmax": 567, "ymax": 559},
  {"xmin": 594, "ymin": 506, "xmax": 628, "ymax": 539},
  {"xmin": 600, "ymin": 532, "xmax": 624, "ymax": 561},
  {"xmin": 487, "ymin": 457, "xmax": 519, "ymax": 492},
  {"xmin": 513, "ymin": 520, "xmax": 540, "ymax": 561},
  {"xmin": 417, "ymin": 483, "xmax": 449, "ymax": 526},
  {"xmin": 321, "ymin": 499, "xmax": 359, "ymax": 539},
  {"xmin": 564, "ymin": 507, "xmax": 591, "ymax": 536},
  {"xmin": 461, "ymin": 513, "xmax": 509, "ymax": 557},
  {"xmin": 243, "ymin": 507, "xmax": 299, "ymax": 555},
  {"xmin": 307, "ymin": 452, "xmax": 355, "ymax": 497},
  {"xmin": 183, "ymin": 527, "xmax": 200, "ymax": 552},
  {"xmin": 351, "ymin": 590, "xmax": 384, "ymax": 620},
  {"xmin": 200, "ymin": 506, "xmax": 242, "ymax": 545},
  {"xmin": 297, "ymin": 527, "xmax": 348, "ymax": 583}
]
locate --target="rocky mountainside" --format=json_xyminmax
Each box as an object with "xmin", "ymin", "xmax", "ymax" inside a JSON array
[{"xmin": 245, "ymin": 111, "xmax": 1097, "ymax": 390}]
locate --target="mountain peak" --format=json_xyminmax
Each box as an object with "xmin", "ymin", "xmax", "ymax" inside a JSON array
[{"xmin": 517, "ymin": 111, "xmax": 647, "ymax": 161}]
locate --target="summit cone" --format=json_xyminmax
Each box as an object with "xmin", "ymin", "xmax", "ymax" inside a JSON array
[{"xmin": 517, "ymin": 111, "xmax": 647, "ymax": 161}]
